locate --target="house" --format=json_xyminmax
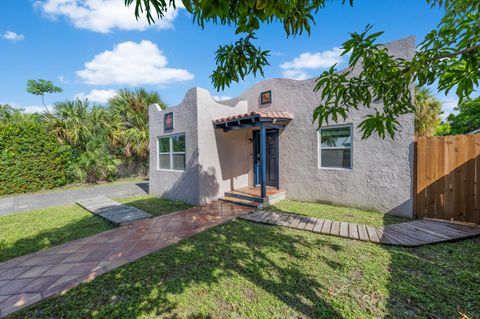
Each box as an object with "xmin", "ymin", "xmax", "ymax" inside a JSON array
[{"xmin": 149, "ymin": 37, "xmax": 415, "ymax": 218}]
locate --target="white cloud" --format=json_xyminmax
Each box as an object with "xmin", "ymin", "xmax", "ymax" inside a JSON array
[
  {"xmin": 75, "ymin": 89, "xmax": 117, "ymax": 103},
  {"xmin": 76, "ymin": 40, "xmax": 194, "ymax": 85},
  {"xmin": 36, "ymin": 0, "xmax": 182, "ymax": 33},
  {"xmin": 58, "ymin": 75, "xmax": 69, "ymax": 83},
  {"xmin": 24, "ymin": 105, "xmax": 54, "ymax": 113},
  {"xmin": 439, "ymin": 97, "xmax": 458, "ymax": 120},
  {"xmin": 281, "ymin": 48, "xmax": 343, "ymax": 70},
  {"xmin": 280, "ymin": 47, "xmax": 343, "ymax": 80},
  {"xmin": 281, "ymin": 69, "xmax": 309, "ymax": 80},
  {"xmin": 212, "ymin": 95, "xmax": 232, "ymax": 101},
  {"xmin": 2, "ymin": 31, "xmax": 25, "ymax": 42}
]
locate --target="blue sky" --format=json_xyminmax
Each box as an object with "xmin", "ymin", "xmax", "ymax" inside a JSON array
[{"xmin": 0, "ymin": 1, "xmax": 461, "ymax": 116}]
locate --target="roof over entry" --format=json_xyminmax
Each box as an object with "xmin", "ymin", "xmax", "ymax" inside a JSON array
[{"xmin": 213, "ymin": 111, "xmax": 293, "ymax": 132}]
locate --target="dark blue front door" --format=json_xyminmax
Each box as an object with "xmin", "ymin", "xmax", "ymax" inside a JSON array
[{"xmin": 253, "ymin": 130, "xmax": 279, "ymax": 188}]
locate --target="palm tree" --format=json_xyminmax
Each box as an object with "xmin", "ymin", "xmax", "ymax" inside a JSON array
[
  {"xmin": 44, "ymin": 99, "xmax": 114, "ymax": 147},
  {"xmin": 43, "ymin": 99, "xmax": 119, "ymax": 183},
  {"xmin": 108, "ymin": 89, "xmax": 166, "ymax": 161},
  {"xmin": 415, "ymin": 87, "xmax": 442, "ymax": 136}
]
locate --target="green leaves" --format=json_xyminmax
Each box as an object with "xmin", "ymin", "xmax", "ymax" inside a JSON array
[
  {"xmin": 211, "ymin": 33, "xmax": 270, "ymax": 90},
  {"xmin": 314, "ymin": 0, "xmax": 480, "ymax": 139},
  {"xmin": 127, "ymin": 0, "xmax": 353, "ymax": 89},
  {"xmin": 26, "ymin": 79, "xmax": 62, "ymax": 96},
  {"xmin": 125, "ymin": 0, "xmax": 480, "ymax": 140},
  {"xmin": 0, "ymin": 116, "xmax": 72, "ymax": 195},
  {"xmin": 443, "ymin": 97, "xmax": 480, "ymax": 134}
]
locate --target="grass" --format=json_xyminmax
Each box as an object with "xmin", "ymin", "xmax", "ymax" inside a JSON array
[
  {"xmin": 8, "ymin": 200, "xmax": 480, "ymax": 319},
  {"xmin": 0, "ymin": 205, "xmax": 113, "ymax": 263},
  {"xmin": 0, "ymin": 196, "xmax": 191, "ymax": 262},
  {"xmin": 117, "ymin": 195, "xmax": 192, "ymax": 217},
  {"xmin": 268, "ymin": 200, "xmax": 408, "ymax": 227}
]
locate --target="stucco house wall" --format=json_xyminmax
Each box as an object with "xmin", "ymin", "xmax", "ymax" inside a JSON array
[
  {"xmin": 149, "ymin": 36, "xmax": 415, "ymax": 217},
  {"xmin": 149, "ymin": 87, "xmax": 250, "ymax": 205}
]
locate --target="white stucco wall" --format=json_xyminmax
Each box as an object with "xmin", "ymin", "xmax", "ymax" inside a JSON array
[
  {"xmin": 149, "ymin": 88, "xmax": 200, "ymax": 205},
  {"xmin": 149, "ymin": 36, "xmax": 415, "ymax": 217},
  {"xmin": 149, "ymin": 88, "xmax": 250, "ymax": 205},
  {"xmin": 222, "ymin": 36, "xmax": 416, "ymax": 217}
]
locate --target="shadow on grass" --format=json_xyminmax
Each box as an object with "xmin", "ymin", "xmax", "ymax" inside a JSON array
[
  {"xmin": 121, "ymin": 197, "xmax": 193, "ymax": 217},
  {"xmin": 0, "ymin": 214, "xmax": 113, "ymax": 263},
  {"xmin": 381, "ymin": 213, "xmax": 480, "ymax": 318},
  {"xmin": 13, "ymin": 220, "xmax": 345, "ymax": 318}
]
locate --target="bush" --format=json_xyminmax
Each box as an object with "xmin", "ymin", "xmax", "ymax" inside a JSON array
[
  {"xmin": 70, "ymin": 138, "xmax": 118, "ymax": 183},
  {"xmin": 0, "ymin": 117, "xmax": 73, "ymax": 195}
]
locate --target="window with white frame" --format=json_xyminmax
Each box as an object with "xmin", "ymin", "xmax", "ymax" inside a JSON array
[
  {"xmin": 319, "ymin": 125, "xmax": 352, "ymax": 169},
  {"xmin": 158, "ymin": 134, "xmax": 186, "ymax": 171}
]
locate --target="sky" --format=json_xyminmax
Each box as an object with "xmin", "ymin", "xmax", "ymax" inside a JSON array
[{"xmin": 0, "ymin": 0, "xmax": 466, "ymax": 117}]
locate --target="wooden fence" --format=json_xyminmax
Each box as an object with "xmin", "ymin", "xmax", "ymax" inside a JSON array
[{"xmin": 415, "ymin": 134, "xmax": 480, "ymax": 224}]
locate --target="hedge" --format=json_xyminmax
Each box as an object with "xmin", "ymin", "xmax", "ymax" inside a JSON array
[{"xmin": 0, "ymin": 118, "xmax": 73, "ymax": 195}]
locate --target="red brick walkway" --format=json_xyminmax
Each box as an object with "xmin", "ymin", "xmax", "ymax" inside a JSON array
[{"xmin": 0, "ymin": 202, "xmax": 250, "ymax": 318}]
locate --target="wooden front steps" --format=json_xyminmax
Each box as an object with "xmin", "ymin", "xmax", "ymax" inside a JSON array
[{"xmin": 219, "ymin": 187, "xmax": 286, "ymax": 209}]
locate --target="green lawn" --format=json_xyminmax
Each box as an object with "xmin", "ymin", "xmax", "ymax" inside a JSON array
[
  {"xmin": 0, "ymin": 205, "xmax": 113, "ymax": 263},
  {"xmin": 9, "ymin": 200, "xmax": 480, "ymax": 318},
  {"xmin": 268, "ymin": 200, "xmax": 407, "ymax": 227},
  {"xmin": 118, "ymin": 195, "xmax": 192, "ymax": 217},
  {"xmin": 0, "ymin": 196, "xmax": 191, "ymax": 262}
]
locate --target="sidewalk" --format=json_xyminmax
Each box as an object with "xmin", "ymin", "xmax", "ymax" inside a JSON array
[{"xmin": 0, "ymin": 182, "xmax": 149, "ymax": 217}]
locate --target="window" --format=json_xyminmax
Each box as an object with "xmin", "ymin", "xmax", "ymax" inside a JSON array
[
  {"xmin": 158, "ymin": 134, "xmax": 185, "ymax": 171},
  {"xmin": 319, "ymin": 125, "xmax": 352, "ymax": 169}
]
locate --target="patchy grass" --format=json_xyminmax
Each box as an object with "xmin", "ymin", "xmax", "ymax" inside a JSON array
[
  {"xmin": 0, "ymin": 205, "xmax": 113, "ymax": 263},
  {"xmin": 10, "ymin": 202, "xmax": 480, "ymax": 318},
  {"xmin": 117, "ymin": 195, "xmax": 192, "ymax": 217},
  {"xmin": 0, "ymin": 196, "xmax": 190, "ymax": 262},
  {"xmin": 268, "ymin": 200, "xmax": 407, "ymax": 227}
]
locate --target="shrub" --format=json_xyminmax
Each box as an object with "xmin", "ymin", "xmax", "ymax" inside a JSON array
[
  {"xmin": 0, "ymin": 117, "xmax": 73, "ymax": 195},
  {"xmin": 70, "ymin": 137, "xmax": 119, "ymax": 183}
]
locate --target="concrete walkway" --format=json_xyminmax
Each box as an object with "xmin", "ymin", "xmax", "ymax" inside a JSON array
[
  {"xmin": 0, "ymin": 201, "xmax": 251, "ymax": 318},
  {"xmin": 0, "ymin": 182, "xmax": 149, "ymax": 217},
  {"xmin": 241, "ymin": 211, "xmax": 480, "ymax": 246},
  {"xmin": 77, "ymin": 197, "xmax": 152, "ymax": 225}
]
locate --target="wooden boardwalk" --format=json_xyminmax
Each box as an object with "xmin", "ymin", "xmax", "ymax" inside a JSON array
[{"xmin": 240, "ymin": 211, "xmax": 480, "ymax": 246}]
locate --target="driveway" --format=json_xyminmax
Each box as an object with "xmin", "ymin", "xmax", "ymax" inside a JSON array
[{"xmin": 0, "ymin": 182, "xmax": 149, "ymax": 217}]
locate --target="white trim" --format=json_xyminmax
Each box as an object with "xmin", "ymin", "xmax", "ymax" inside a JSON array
[
  {"xmin": 157, "ymin": 133, "xmax": 186, "ymax": 171},
  {"xmin": 318, "ymin": 124, "xmax": 353, "ymax": 170}
]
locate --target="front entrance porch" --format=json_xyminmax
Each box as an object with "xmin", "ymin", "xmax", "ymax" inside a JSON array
[
  {"xmin": 213, "ymin": 111, "xmax": 293, "ymax": 207},
  {"xmin": 219, "ymin": 186, "xmax": 287, "ymax": 209}
]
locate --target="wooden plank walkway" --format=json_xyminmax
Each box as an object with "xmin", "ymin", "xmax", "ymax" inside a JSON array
[
  {"xmin": 240, "ymin": 211, "xmax": 480, "ymax": 246},
  {"xmin": 76, "ymin": 197, "xmax": 152, "ymax": 226}
]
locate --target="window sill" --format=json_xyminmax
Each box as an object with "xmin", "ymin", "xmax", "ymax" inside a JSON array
[
  {"xmin": 318, "ymin": 167, "xmax": 353, "ymax": 171},
  {"xmin": 157, "ymin": 169, "xmax": 185, "ymax": 173}
]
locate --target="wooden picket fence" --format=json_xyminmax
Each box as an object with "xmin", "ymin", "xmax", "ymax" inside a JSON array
[{"xmin": 415, "ymin": 134, "xmax": 480, "ymax": 224}]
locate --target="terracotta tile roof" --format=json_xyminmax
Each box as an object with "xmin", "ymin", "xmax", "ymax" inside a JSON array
[{"xmin": 213, "ymin": 111, "xmax": 293, "ymax": 124}]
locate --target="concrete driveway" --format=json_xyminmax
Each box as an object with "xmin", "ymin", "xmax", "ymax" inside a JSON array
[{"xmin": 0, "ymin": 182, "xmax": 149, "ymax": 217}]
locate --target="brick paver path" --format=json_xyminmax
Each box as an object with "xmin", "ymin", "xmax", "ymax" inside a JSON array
[
  {"xmin": 0, "ymin": 202, "xmax": 251, "ymax": 318},
  {"xmin": 241, "ymin": 211, "xmax": 480, "ymax": 246}
]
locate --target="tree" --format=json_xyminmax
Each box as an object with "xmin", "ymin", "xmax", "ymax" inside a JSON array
[
  {"xmin": 414, "ymin": 87, "xmax": 442, "ymax": 136},
  {"xmin": 108, "ymin": 88, "xmax": 166, "ymax": 164},
  {"xmin": 444, "ymin": 97, "xmax": 480, "ymax": 135},
  {"xmin": 0, "ymin": 104, "xmax": 23, "ymax": 121},
  {"xmin": 126, "ymin": 0, "xmax": 479, "ymax": 138},
  {"xmin": 43, "ymin": 99, "xmax": 119, "ymax": 182},
  {"xmin": 26, "ymin": 79, "xmax": 63, "ymax": 113}
]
